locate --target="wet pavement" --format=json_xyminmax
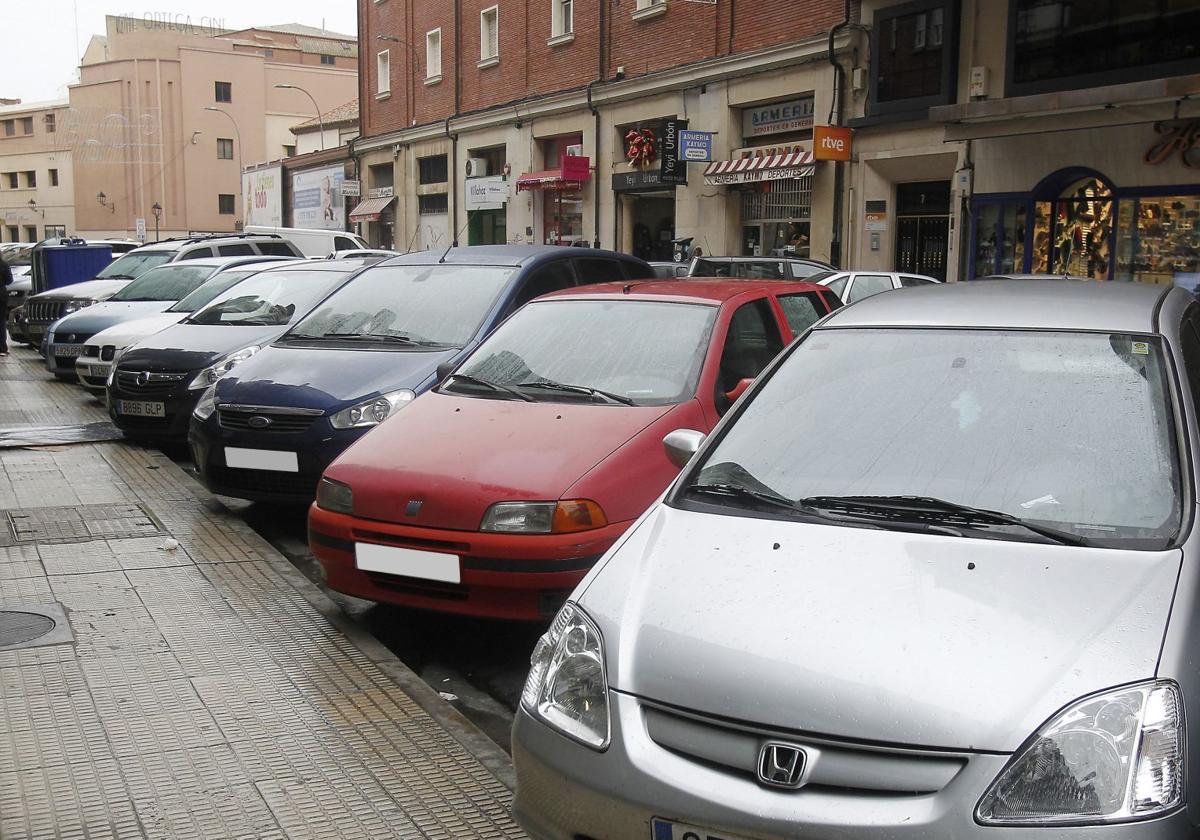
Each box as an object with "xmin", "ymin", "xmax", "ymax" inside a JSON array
[{"xmin": 0, "ymin": 349, "xmax": 527, "ymax": 839}]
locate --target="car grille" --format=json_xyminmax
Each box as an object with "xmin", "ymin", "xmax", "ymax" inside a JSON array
[
  {"xmin": 114, "ymin": 369, "xmax": 188, "ymax": 396},
  {"xmin": 218, "ymin": 408, "xmax": 318, "ymax": 434},
  {"xmin": 641, "ymin": 702, "xmax": 968, "ymax": 796},
  {"xmin": 208, "ymin": 464, "xmax": 320, "ymax": 500},
  {"xmin": 101, "ymin": 345, "xmax": 116, "ymax": 361},
  {"xmin": 82, "ymin": 345, "xmax": 100, "ymax": 358},
  {"xmin": 25, "ymin": 300, "xmax": 66, "ymax": 324}
]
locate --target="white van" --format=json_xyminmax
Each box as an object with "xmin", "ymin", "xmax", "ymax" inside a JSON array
[{"xmin": 243, "ymin": 226, "xmax": 369, "ymax": 258}]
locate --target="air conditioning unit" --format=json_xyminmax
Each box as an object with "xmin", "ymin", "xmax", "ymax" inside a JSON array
[{"xmin": 466, "ymin": 157, "xmax": 488, "ymax": 177}]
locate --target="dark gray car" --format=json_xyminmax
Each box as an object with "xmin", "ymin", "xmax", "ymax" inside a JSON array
[{"xmin": 513, "ymin": 279, "xmax": 1197, "ymax": 838}]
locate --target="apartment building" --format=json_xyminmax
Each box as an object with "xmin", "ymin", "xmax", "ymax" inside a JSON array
[
  {"xmin": 0, "ymin": 100, "xmax": 74, "ymax": 243},
  {"xmin": 66, "ymin": 15, "xmax": 358, "ymax": 240}
]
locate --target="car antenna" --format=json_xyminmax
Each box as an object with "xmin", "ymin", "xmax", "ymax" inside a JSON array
[{"xmin": 438, "ymin": 212, "xmax": 474, "ymax": 264}]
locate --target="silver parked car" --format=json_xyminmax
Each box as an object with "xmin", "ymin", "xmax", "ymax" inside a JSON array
[
  {"xmin": 513, "ymin": 279, "xmax": 1196, "ymax": 838},
  {"xmin": 812, "ymin": 269, "xmax": 939, "ymax": 303}
]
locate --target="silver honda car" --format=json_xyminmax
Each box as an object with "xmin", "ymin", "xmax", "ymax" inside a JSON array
[{"xmin": 512, "ymin": 280, "xmax": 1199, "ymax": 838}]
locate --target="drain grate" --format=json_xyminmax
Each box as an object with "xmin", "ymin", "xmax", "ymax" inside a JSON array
[
  {"xmin": 0, "ymin": 610, "xmax": 56, "ymax": 647},
  {"xmin": 7, "ymin": 503, "xmax": 163, "ymax": 543}
]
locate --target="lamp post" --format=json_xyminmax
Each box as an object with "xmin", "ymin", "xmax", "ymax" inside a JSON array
[
  {"xmin": 151, "ymin": 201, "xmax": 162, "ymax": 242},
  {"xmin": 26, "ymin": 199, "xmax": 44, "ymax": 218},
  {"xmin": 204, "ymin": 106, "xmax": 243, "ymax": 220},
  {"xmin": 274, "ymin": 84, "xmax": 324, "ymax": 151},
  {"xmin": 96, "ymin": 191, "xmax": 115, "ymax": 213}
]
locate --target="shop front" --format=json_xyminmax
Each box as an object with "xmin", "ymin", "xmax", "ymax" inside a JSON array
[
  {"xmin": 704, "ymin": 146, "xmax": 815, "ymax": 257},
  {"xmin": 516, "ymin": 133, "xmax": 588, "ymax": 246},
  {"xmin": 613, "ymin": 170, "xmax": 676, "ymax": 261},
  {"xmin": 465, "ymin": 175, "xmax": 509, "ymax": 245},
  {"xmin": 349, "ymin": 186, "xmax": 396, "ymax": 249}
]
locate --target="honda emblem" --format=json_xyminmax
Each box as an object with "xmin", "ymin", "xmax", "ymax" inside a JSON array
[{"xmin": 756, "ymin": 742, "xmax": 807, "ymax": 789}]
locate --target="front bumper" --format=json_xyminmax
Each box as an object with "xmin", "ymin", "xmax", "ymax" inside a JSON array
[
  {"xmin": 308, "ymin": 505, "xmax": 626, "ymax": 620},
  {"xmin": 512, "ymin": 693, "xmax": 1197, "ymax": 840},
  {"xmin": 75, "ymin": 356, "xmax": 111, "ymax": 393},
  {"xmin": 44, "ymin": 334, "xmax": 92, "ymax": 377},
  {"xmin": 108, "ymin": 374, "xmax": 198, "ymax": 440}
]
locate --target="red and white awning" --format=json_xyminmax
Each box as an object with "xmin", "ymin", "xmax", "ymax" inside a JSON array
[
  {"xmin": 703, "ymin": 150, "xmax": 815, "ymax": 185},
  {"xmin": 349, "ymin": 195, "xmax": 396, "ymax": 222},
  {"xmin": 515, "ymin": 169, "xmax": 587, "ymax": 192}
]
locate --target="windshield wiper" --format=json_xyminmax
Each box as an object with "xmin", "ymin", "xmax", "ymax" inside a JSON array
[
  {"xmin": 516, "ymin": 378, "xmax": 635, "ymax": 405},
  {"xmin": 445, "ymin": 373, "xmax": 535, "ymax": 402},
  {"xmin": 102, "ymin": 273, "xmax": 136, "ymax": 280},
  {"xmin": 320, "ymin": 331, "xmax": 444, "ymax": 346},
  {"xmin": 800, "ymin": 495, "xmax": 1088, "ymax": 547},
  {"xmin": 685, "ymin": 482, "xmax": 875, "ymax": 528}
]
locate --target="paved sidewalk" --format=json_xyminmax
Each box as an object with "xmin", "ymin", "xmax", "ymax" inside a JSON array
[{"xmin": 0, "ymin": 350, "xmax": 527, "ymax": 839}]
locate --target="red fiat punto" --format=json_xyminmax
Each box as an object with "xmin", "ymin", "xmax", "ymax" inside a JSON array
[{"xmin": 308, "ymin": 279, "xmax": 839, "ymax": 620}]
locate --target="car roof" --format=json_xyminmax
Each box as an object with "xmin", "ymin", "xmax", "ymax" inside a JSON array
[
  {"xmin": 138, "ymin": 256, "xmax": 278, "ymax": 270},
  {"xmin": 978, "ymin": 273, "xmax": 1093, "ymax": 281},
  {"xmin": 538, "ymin": 278, "xmax": 829, "ymax": 305},
  {"xmin": 375, "ymin": 244, "xmax": 641, "ymax": 268},
  {"xmin": 254, "ymin": 258, "xmax": 355, "ymax": 273},
  {"xmin": 697, "ymin": 255, "xmax": 830, "ymax": 265},
  {"xmin": 820, "ymin": 279, "xmax": 1175, "ymax": 333}
]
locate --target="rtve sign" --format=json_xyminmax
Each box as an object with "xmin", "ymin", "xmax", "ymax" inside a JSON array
[{"xmin": 814, "ymin": 126, "xmax": 853, "ymax": 162}]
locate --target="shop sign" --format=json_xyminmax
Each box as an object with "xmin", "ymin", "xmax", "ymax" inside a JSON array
[
  {"xmin": 368, "ymin": 186, "xmax": 394, "ymax": 199},
  {"xmin": 680, "ymin": 130, "xmax": 713, "ymax": 162},
  {"xmin": 742, "ymin": 97, "xmax": 815, "ymax": 138},
  {"xmin": 814, "ymin": 126, "xmax": 853, "ymax": 161},
  {"xmin": 865, "ymin": 199, "xmax": 887, "ymax": 231},
  {"xmin": 292, "ymin": 164, "xmax": 346, "ymax": 230},
  {"xmin": 659, "ymin": 119, "xmax": 688, "ymax": 185},
  {"xmin": 241, "ymin": 165, "xmax": 283, "ymax": 228},
  {"xmin": 732, "ymin": 143, "xmax": 807, "ymax": 160},
  {"xmin": 341, "ymin": 180, "xmax": 361, "ymax": 197},
  {"xmin": 465, "ymin": 175, "xmax": 509, "ymax": 210},
  {"xmin": 707, "ymin": 166, "xmax": 810, "ymax": 185},
  {"xmin": 612, "ymin": 171, "xmax": 676, "ymax": 192},
  {"xmin": 1144, "ymin": 120, "xmax": 1200, "ymax": 168}
]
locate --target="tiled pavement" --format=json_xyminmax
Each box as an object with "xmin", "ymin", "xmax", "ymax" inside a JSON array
[{"xmin": 0, "ymin": 349, "xmax": 527, "ymax": 839}]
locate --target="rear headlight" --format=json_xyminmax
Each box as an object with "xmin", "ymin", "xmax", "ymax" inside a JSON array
[
  {"xmin": 977, "ymin": 681, "xmax": 1183, "ymax": 825},
  {"xmin": 480, "ymin": 500, "xmax": 607, "ymax": 534},
  {"xmin": 316, "ymin": 477, "xmax": 353, "ymax": 514}
]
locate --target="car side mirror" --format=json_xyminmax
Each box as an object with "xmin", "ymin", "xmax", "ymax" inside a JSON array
[
  {"xmin": 436, "ymin": 360, "xmax": 457, "ymax": 383},
  {"xmin": 663, "ymin": 428, "xmax": 705, "ymax": 469},
  {"xmin": 724, "ymin": 377, "xmax": 754, "ymax": 403}
]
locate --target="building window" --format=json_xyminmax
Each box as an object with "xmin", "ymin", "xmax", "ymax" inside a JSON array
[
  {"xmin": 552, "ymin": 0, "xmax": 573, "ymax": 37},
  {"xmin": 217, "ymin": 138, "xmax": 234, "ymax": 160},
  {"xmin": 418, "ymin": 154, "xmax": 448, "ymax": 185},
  {"xmin": 23, "ymin": 171, "xmax": 35, "ymax": 188},
  {"xmin": 320, "ymin": 54, "xmax": 335, "ymax": 65},
  {"xmin": 45, "ymin": 224, "xmax": 66, "ymax": 238},
  {"xmin": 376, "ymin": 50, "xmax": 391, "ymax": 95},
  {"xmin": 480, "ymin": 7, "xmax": 499, "ymax": 62},
  {"xmin": 49, "ymin": 168, "xmax": 58, "ymax": 186},
  {"xmin": 44, "ymin": 113, "xmax": 55, "ymax": 133},
  {"xmin": 20, "ymin": 117, "xmax": 33, "ymax": 135},
  {"xmin": 1008, "ymin": 0, "xmax": 1200, "ymax": 96},
  {"xmin": 426, "ymin": 28, "xmax": 442, "ymax": 79},
  {"xmin": 283, "ymin": 145, "xmax": 296, "ymax": 157},
  {"xmin": 2, "ymin": 121, "xmax": 13, "ymax": 137},
  {"xmin": 636, "ymin": 0, "xmax": 665, "ymax": 8},
  {"xmin": 5, "ymin": 226, "xmax": 16, "ymax": 241},
  {"xmin": 215, "ymin": 81, "xmax": 232, "ymax": 103},
  {"xmin": 869, "ymin": 0, "xmax": 957, "ymax": 117},
  {"xmin": 218, "ymin": 194, "xmax": 235, "ymax": 214},
  {"xmin": 418, "ymin": 193, "xmax": 449, "ymax": 215},
  {"xmin": 24, "ymin": 226, "xmax": 37, "ymax": 242},
  {"xmin": 4, "ymin": 173, "xmax": 16, "ymax": 189}
]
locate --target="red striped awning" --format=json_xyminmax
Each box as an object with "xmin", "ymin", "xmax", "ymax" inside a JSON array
[
  {"xmin": 515, "ymin": 169, "xmax": 586, "ymax": 192},
  {"xmin": 703, "ymin": 150, "xmax": 815, "ymax": 185}
]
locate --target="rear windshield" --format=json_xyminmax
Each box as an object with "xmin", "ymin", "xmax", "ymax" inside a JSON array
[
  {"xmin": 110, "ymin": 264, "xmax": 213, "ymax": 302},
  {"xmin": 692, "ymin": 259, "xmax": 786, "ymax": 280},
  {"xmin": 167, "ymin": 268, "xmax": 260, "ymax": 313},
  {"xmin": 188, "ymin": 269, "xmax": 349, "ymax": 326},
  {"xmin": 97, "ymin": 250, "xmax": 174, "ymax": 280},
  {"xmin": 686, "ymin": 329, "xmax": 1182, "ymax": 548},
  {"xmin": 286, "ymin": 264, "xmax": 514, "ymax": 348}
]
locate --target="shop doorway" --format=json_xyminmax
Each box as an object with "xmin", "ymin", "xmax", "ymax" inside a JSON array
[
  {"xmin": 468, "ymin": 209, "xmax": 506, "ymax": 245},
  {"xmin": 624, "ymin": 194, "xmax": 675, "ymax": 261},
  {"xmin": 895, "ymin": 181, "xmax": 950, "ymax": 280}
]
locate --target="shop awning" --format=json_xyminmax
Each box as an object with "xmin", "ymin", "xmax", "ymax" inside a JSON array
[
  {"xmin": 515, "ymin": 169, "xmax": 587, "ymax": 192},
  {"xmin": 703, "ymin": 150, "xmax": 815, "ymax": 186},
  {"xmin": 349, "ymin": 195, "xmax": 395, "ymax": 222}
]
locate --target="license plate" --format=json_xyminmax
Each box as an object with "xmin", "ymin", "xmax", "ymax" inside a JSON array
[
  {"xmin": 86, "ymin": 364, "xmax": 108, "ymax": 377},
  {"xmin": 651, "ymin": 819, "xmax": 755, "ymax": 840},
  {"xmin": 224, "ymin": 447, "xmax": 298, "ymax": 473},
  {"xmin": 115, "ymin": 400, "xmax": 165, "ymax": 418},
  {"xmin": 54, "ymin": 345, "xmax": 82, "ymax": 357},
  {"xmin": 355, "ymin": 543, "xmax": 461, "ymax": 584}
]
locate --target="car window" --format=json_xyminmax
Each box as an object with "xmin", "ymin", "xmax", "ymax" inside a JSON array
[
  {"xmin": 574, "ymin": 258, "xmax": 626, "ymax": 285},
  {"xmin": 167, "ymin": 268, "xmax": 259, "ymax": 313},
  {"xmin": 651, "ymin": 264, "xmax": 678, "ymax": 279},
  {"xmin": 189, "ymin": 269, "xmax": 350, "ymax": 326},
  {"xmin": 509, "ymin": 262, "xmax": 576, "ymax": 311},
  {"xmin": 256, "ymin": 241, "xmax": 301, "ymax": 256},
  {"xmin": 825, "ymin": 275, "xmax": 849, "ymax": 297},
  {"xmin": 738, "ymin": 261, "xmax": 786, "ymax": 280},
  {"xmin": 1180, "ymin": 317, "xmax": 1200, "ymax": 409},
  {"xmin": 109, "ymin": 264, "xmax": 214, "ymax": 302},
  {"xmin": 450, "ymin": 299, "xmax": 718, "ymax": 406},
  {"xmin": 178, "ymin": 246, "xmax": 214, "ymax": 260},
  {"xmin": 287, "ymin": 264, "xmax": 515, "ymax": 347},
  {"xmin": 716, "ymin": 299, "xmax": 785, "ymax": 414},
  {"xmin": 690, "ymin": 258, "xmax": 733, "ymax": 278},
  {"xmin": 96, "ymin": 250, "xmax": 174, "ymax": 279},
  {"xmin": 899, "ymin": 275, "xmax": 932, "ymax": 287},
  {"xmin": 218, "ymin": 243, "xmax": 256, "ymax": 256},
  {"xmin": 847, "ymin": 274, "xmax": 894, "ymax": 302},
  {"xmin": 334, "ymin": 236, "xmax": 357, "ymax": 251},
  {"xmin": 777, "ymin": 293, "xmax": 827, "ymax": 336},
  {"xmin": 788, "ymin": 262, "xmax": 828, "ymax": 279}
]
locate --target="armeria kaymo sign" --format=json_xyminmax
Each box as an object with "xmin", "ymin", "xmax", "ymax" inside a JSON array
[{"xmin": 742, "ymin": 97, "xmax": 815, "ymax": 138}]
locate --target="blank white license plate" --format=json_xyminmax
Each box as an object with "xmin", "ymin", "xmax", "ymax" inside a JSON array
[
  {"xmin": 54, "ymin": 345, "xmax": 83, "ymax": 357},
  {"xmin": 224, "ymin": 447, "xmax": 298, "ymax": 473},
  {"xmin": 115, "ymin": 400, "xmax": 165, "ymax": 418},
  {"xmin": 355, "ymin": 543, "xmax": 461, "ymax": 584},
  {"xmin": 651, "ymin": 819, "xmax": 754, "ymax": 840}
]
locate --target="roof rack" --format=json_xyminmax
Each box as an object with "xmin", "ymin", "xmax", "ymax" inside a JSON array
[{"xmin": 152, "ymin": 232, "xmax": 286, "ymax": 245}]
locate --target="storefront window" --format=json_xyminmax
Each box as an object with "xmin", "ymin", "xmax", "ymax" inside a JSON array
[
  {"xmin": 1050, "ymin": 177, "xmax": 1113, "ymax": 279},
  {"xmin": 740, "ymin": 176, "xmax": 812, "ymax": 257},
  {"xmin": 1115, "ymin": 196, "xmax": 1200, "ymax": 287}
]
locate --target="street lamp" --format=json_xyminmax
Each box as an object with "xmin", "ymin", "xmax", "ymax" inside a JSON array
[
  {"xmin": 96, "ymin": 191, "xmax": 115, "ymax": 213},
  {"xmin": 26, "ymin": 199, "xmax": 44, "ymax": 218},
  {"xmin": 151, "ymin": 201, "xmax": 162, "ymax": 242},
  {"xmin": 204, "ymin": 106, "xmax": 243, "ymax": 219},
  {"xmin": 275, "ymin": 83, "xmax": 325, "ymax": 151}
]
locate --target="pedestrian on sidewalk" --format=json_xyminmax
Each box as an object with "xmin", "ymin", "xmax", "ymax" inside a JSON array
[{"xmin": 0, "ymin": 253, "xmax": 10, "ymax": 356}]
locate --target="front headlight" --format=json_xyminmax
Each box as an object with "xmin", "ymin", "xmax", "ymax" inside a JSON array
[
  {"xmin": 192, "ymin": 385, "xmax": 217, "ymax": 421},
  {"xmin": 62, "ymin": 298, "xmax": 98, "ymax": 315},
  {"xmin": 480, "ymin": 500, "xmax": 608, "ymax": 534},
  {"xmin": 316, "ymin": 477, "xmax": 353, "ymax": 514},
  {"xmin": 977, "ymin": 681, "xmax": 1183, "ymax": 825},
  {"xmin": 521, "ymin": 602, "xmax": 609, "ymax": 749},
  {"xmin": 106, "ymin": 347, "xmax": 127, "ymax": 387},
  {"xmin": 328, "ymin": 389, "xmax": 415, "ymax": 429},
  {"xmin": 187, "ymin": 345, "xmax": 260, "ymax": 391}
]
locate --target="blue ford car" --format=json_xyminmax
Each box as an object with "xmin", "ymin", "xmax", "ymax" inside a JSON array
[{"xmin": 189, "ymin": 245, "xmax": 652, "ymax": 503}]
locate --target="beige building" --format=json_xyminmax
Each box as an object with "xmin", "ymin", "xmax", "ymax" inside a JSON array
[
  {"xmin": 67, "ymin": 16, "xmax": 357, "ymax": 241},
  {"xmin": 0, "ymin": 100, "xmax": 74, "ymax": 243}
]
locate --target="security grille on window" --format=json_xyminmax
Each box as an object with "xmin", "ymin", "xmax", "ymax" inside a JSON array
[
  {"xmin": 418, "ymin": 155, "xmax": 448, "ymax": 185},
  {"xmin": 218, "ymin": 194, "xmax": 235, "ymax": 215},
  {"xmin": 217, "ymin": 138, "xmax": 234, "ymax": 160},
  {"xmin": 215, "ymin": 81, "xmax": 232, "ymax": 103},
  {"xmin": 376, "ymin": 50, "xmax": 391, "ymax": 94},
  {"xmin": 740, "ymin": 175, "xmax": 812, "ymax": 227},
  {"xmin": 480, "ymin": 7, "xmax": 499, "ymax": 61},
  {"xmin": 419, "ymin": 194, "xmax": 449, "ymax": 215},
  {"xmin": 552, "ymin": 0, "xmax": 573, "ymax": 36},
  {"xmin": 426, "ymin": 29, "xmax": 442, "ymax": 78}
]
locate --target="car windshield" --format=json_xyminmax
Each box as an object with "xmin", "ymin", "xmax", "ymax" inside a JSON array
[
  {"xmin": 449, "ymin": 300, "xmax": 717, "ymax": 405},
  {"xmin": 188, "ymin": 269, "xmax": 348, "ymax": 326},
  {"xmin": 286, "ymin": 264, "xmax": 514, "ymax": 347},
  {"xmin": 110, "ymin": 264, "xmax": 214, "ymax": 302},
  {"xmin": 97, "ymin": 250, "xmax": 174, "ymax": 279},
  {"xmin": 166, "ymin": 269, "xmax": 260, "ymax": 313},
  {"xmin": 686, "ymin": 328, "xmax": 1182, "ymax": 548}
]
